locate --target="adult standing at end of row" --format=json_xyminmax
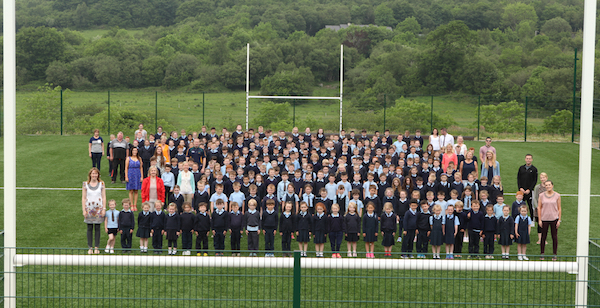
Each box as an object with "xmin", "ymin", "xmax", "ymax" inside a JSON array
[
  {"xmin": 517, "ymin": 154, "xmax": 538, "ymax": 219},
  {"xmin": 538, "ymin": 180, "xmax": 561, "ymax": 261},
  {"xmin": 110, "ymin": 132, "xmax": 129, "ymax": 184},
  {"xmin": 89, "ymin": 129, "xmax": 104, "ymax": 172},
  {"xmin": 82, "ymin": 168, "xmax": 106, "ymax": 254}
]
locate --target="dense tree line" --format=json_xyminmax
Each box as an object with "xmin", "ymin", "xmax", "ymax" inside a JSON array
[{"xmin": 5, "ymin": 0, "xmax": 594, "ymax": 111}]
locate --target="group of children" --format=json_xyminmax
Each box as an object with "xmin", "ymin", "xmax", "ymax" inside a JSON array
[{"xmin": 100, "ymin": 126, "xmax": 537, "ymax": 259}]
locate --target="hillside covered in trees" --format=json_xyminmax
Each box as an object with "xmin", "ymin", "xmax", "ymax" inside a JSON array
[{"xmin": 6, "ymin": 0, "xmax": 595, "ymax": 104}]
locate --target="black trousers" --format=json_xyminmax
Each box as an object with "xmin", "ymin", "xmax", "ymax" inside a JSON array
[
  {"xmin": 231, "ymin": 229, "xmax": 241, "ymax": 251},
  {"xmin": 120, "ymin": 229, "xmax": 132, "ymax": 250},
  {"xmin": 181, "ymin": 231, "xmax": 193, "ymax": 250},
  {"xmin": 416, "ymin": 229, "xmax": 429, "ymax": 253},
  {"xmin": 214, "ymin": 229, "xmax": 225, "ymax": 251},
  {"xmin": 402, "ymin": 230, "xmax": 416, "ymax": 253},
  {"xmin": 454, "ymin": 230, "xmax": 464, "ymax": 253},
  {"xmin": 196, "ymin": 232, "xmax": 209, "ymax": 253},
  {"xmin": 329, "ymin": 231, "xmax": 343, "ymax": 251},
  {"xmin": 152, "ymin": 229, "xmax": 163, "ymax": 250},
  {"xmin": 247, "ymin": 231, "xmax": 259, "ymax": 251},
  {"xmin": 91, "ymin": 153, "xmax": 102, "ymax": 172},
  {"xmin": 264, "ymin": 228, "xmax": 275, "ymax": 251},
  {"xmin": 468, "ymin": 230, "xmax": 481, "ymax": 254},
  {"xmin": 112, "ymin": 158, "xmax": 125, "ymax": 181},
  {"xmin": 281, "ymin": 231, "xmax": 292, "ymax": 251},
  {"xmin": 483, "ymin": 231, "xmax": 495, "ymax": 254},
  {"xmin": 142, "ymin": 159, "xmax": 150, "ymax": 178},
  {"xmin": 87, "ymin": 224, "xmax": 101, "ymax": 248}
]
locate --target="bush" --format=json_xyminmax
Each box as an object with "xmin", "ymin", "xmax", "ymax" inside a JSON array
[
  {"xmin": 475, "ymin": 100, "xmax": 525, "ymax": 133},
  {"xmin": 543, "ymin": 109, "xmax": 577, "ymax": 136}
]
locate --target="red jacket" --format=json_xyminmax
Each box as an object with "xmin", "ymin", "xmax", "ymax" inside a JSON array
[{"xmin": 141, "ymin": 176, "xmax": 165, "ymax": 202}]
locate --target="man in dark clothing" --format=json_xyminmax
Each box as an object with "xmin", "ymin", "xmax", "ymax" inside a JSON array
[
  {"xmin": 110, "ymin": 132, "xmax": 129, "ymax": 184},
  {"xmin": 517, "ymin": 154, "xmax": 538, "ymax": 218}
]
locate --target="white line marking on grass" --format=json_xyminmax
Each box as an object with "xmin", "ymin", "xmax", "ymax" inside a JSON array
[{"xmin": 0, "ymin": 188, "xmax": 595, "ymax": 196}]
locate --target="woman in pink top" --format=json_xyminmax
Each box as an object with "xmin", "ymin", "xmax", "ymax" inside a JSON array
[
  {"xmin": 441, "ymin": 144, "xmax": 457, "ymax": 173},
  {"xmin": 537, "ymin": 180, "xmax": 561, "ymax": 260}
]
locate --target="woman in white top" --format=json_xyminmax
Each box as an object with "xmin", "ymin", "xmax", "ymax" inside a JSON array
[
  {"xmin": 177, "ymin": 161, "xmax": 196, "ymax": 203},
  {"xmin": 454, "ymin": 135, "xmax": 467, "ymax": 156},
  {"xmin": 82, "ymin": 167, "xmax": 106, "ymax": 254},
  {"xmin": 429, "ymin": 128, "xmax": 441, "ymax": 151}
]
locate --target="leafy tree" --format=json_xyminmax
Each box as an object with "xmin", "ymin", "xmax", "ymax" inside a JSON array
[
  {"xmin": 142, "ymin": 55, "xmax": 168, "ymax": 87},
  {"xmin": 476, "ymin": 101, "xmax": 525, "ymax": 133},
  {"xmin": 16, "ymin": 27, "xmax": 67, "ymax": 80},
  {"xmin": 93, "ymin": 55, "xmax": 121, "ymax": 88},
  {"xmin": 46, "ymin": 61, "xmax": 72, "ymax": 88},
  {"xmin": 396, "ymin": 17, "xmax": 421, "ymax": 34},
  {"xmin": 501, "ymin": 3, "xmax": 538, "ymax": 31},
  {"xmin": 163, "ymin": 54, "xmax": 199, "ymax": 89},
  {"xmin": 260, "ymin": 64, "xmax": 315, "ymax": 96},
  {"xmin": 374, "ymin": 4, "xmax": 396, "ymax": 27},
  {"xmin": 384, "ymin": 98, "xmax": 457, "ymax": 132},
  {"xmin": 417, "ymin": 21, "xmax": 477, "ymax": 93},
  {"xmin": 543, "ymin": 109, "xmax": 577, "ymax": 136},
  {"xmin": 541, "ymin": 17, "xmax": 572, "ymax": 42},
  {"xmin": 251, "ymin": 102, "xmax": 292, "ymax": 131}
]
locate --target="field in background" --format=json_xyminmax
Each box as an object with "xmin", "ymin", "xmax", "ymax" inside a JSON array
[{"xmin": 0, "ymin": 135, "xmax": 598, "ymax": 256}]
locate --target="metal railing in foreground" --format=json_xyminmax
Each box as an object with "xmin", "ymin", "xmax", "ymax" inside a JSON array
[{"xmin": 3, "ymin": 247, "xmax": 591, "ymax": 307}]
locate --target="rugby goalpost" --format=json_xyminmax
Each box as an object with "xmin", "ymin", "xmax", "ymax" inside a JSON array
[
  {"xmin": 245, "ymin": 43, "xmax": 344, "ymax": 133},
  {"xmin": 2, "ymin": 7, "xmax": 597, "ymax": 308}
]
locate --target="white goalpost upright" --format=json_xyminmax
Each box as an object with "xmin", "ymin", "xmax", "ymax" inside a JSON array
[
  {"xmin": 3, "ymin": 0, "xmax": 17, "ymax": 306},
  {"xmin": 245, "ymin": 44, "xmax": 344, "ymax": 133},
  {"xmin": 575, "ymin": 0, "xmax": 597, "ymax": 305}
]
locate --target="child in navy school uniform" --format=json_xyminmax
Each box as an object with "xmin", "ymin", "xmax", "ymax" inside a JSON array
[
  {"xmin": 498, "ymin": 205, "xmax": 515, "ymax": 259},
  {"xmin": 482, "ymin": 205, "xmax": 498, "ymax": 258},
  {"xmin": 244, "ymin": 199, "xmax": 261, "ymax": 256},
  {"xmin": 512, "ymin": 191, "xmax": 526, "ymax": 218},
  {"xmin": 429, "ymin": 204, "xmax": 444, "ymax": 259},
  {"xmin": 180, "ymin": 202, "xmax": 196, "ymax": 255},
  {"xmin": 313, "ymin": 203, "xmax": 328, "ymax": 257},
  {"xmin": 416, "ymin": 201, "xmax": 432, "ymax": 258},
  {"xmin": 262, "ymin": 199, "xmax": 279, "ymax": 257},
  {"xmin": 283, "ymin": 183, "xmax": 300, "ymax": 214},
  {"xmin": 229, "ymin": 202, "xmax": 243, "ymax": 256},
  {"xmin": 444, "ymin": 204, "xmax": 459, "ymax": 259},
  {"xmin": 362, "ymin": 202, "xmax": 378, "ymax": 258},
  {"xmin": 164, "ymin": 203, "xmax": 181, "ymax": 255},
  {"xmin": 467, "ymin": 200, "xmax": 484, "ymax": 258},
  {"xmin": 169, "ymin": 185, "xmax": 185, "ymax": 214},
  {"xmin": 380, "ymin": 202, "xmax": 397, "ymax": 257},
  {"xmin": 195, "ymin": 203, "xmax": 211, "ymax": 256},
  {"xmin": 453, "ymin": 201, "xmax": 467, "ymax": 258},
  {"xmin": 515, "ymin": 205, "xmax": 534, "ymax": 261},
  {"xmin": 192, "ymin": 181, "xmax": 209, "ymax": 212},
  {"xmin": 118, "ymin": 198, "xmax": 135, "ymax": 253},
  {"xmin": 246, "ymin": 184, "xmax": 261, "ymax": 213},
  {"xmin": 402, "ymin": 199, "xmax": 419, "ymax": 258},
  {"xmin": 315, "ymin": 188, "xmax": 333, "ymax": 216},
  {"xmin": 328, "ymin": 203, "xmax": 344, "ymax": 258},
  {"xmin": 211, "ymin": 199, "xmax": 229, "ymax": 256},
  {"xmin": 136, "ymin": 202, "xmax": 152, "ymax": 253},
  {"xmin": 296, "ymin": 201, "xmax": 312, "ymax": 257},
  {"xmin": 150, "ymin": 200, "xmax": 165, "ymax": 254},
  {"xmin": 280, "ymin": 201, "xmax": 296, "ymax": 257},
  {"xmin": 344, "ymin": 202, "xmax": 361, "ymax": 257},
  {"xmin": 364, "ymin": 186, "xmax": 382, "ymax": 217}
]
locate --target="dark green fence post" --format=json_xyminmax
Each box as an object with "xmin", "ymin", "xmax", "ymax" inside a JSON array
[
  {"xmin": 383, "ymin": 94, "xmax": 387, "ymax": 131},
  {"xmin": 293, "ymin": 99, "xmax": 296, "ymax": 128},
  {"xmin": 202, "ymin": 92, "xmax": 205, "ymax": 126},
  {"xmin": 572, "ymin": 48, "xmax": 578, "ymax": 143},
  {"xmin": 293, "ymin": 251, "xmax": 301, "ymax": 308},
  {"xmin": 524, "ymin": 97, "xmax": 528, "ymax": 142},
  {"xmin": 108, "ymin": 90, "xmax": 111, "ymax": 135},
  {"xmin": 155, "ymin": 91, "xmax": 158, "ymax": 133},
  {"xmin": 60, "ymin": 89, "xmax": 63, "ymax": 135},
  {"xmin": 477, "ymin": 95, "xmax": 481, "ymax": 141},
  {"xmin": 430, "ymin": 95, "xmax": 434, "ymax": 133}
]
